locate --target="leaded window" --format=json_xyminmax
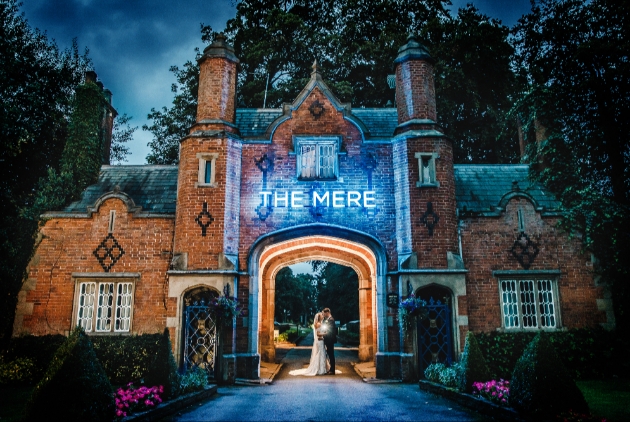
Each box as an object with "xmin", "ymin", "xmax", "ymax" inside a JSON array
[
  {"xmin": 295, "ymin": 137, "xmax": 339, "ymax": 180},
  {"xmin": 76, "ymin": 280, "xmax": 134, "ymax": 333},
  {"xmin": 500, "ymin": 278, "xmax": 558, "ymax": 329}
]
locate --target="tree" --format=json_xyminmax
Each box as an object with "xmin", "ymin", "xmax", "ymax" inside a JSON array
[
  {"xmin": 146, "ymin": 1, "xmax": 519, "ymax": 165},
  {"xmin": 0, "ymin": 0, "xmax": 91, "ymax": 340},
  {"xmin": 274, "ymin": 267, "xmax": 316, "ymax": 323},
  {"xmin": 511, "ymin": 0, "xmax": 630, "ymax": 333},
  {"xmin": 314, "ymin": 262, "xmax": 359, "ymax": 325}
]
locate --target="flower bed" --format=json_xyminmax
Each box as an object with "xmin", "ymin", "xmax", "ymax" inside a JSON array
[
  {"xmin": 115, "ymin": 383, "xmax": 164, "ymax": 419},
  {"xmin": 472, "ymin": 379, "xmax": 510, "ymax": 406}
]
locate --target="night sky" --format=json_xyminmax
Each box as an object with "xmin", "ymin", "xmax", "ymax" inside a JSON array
[{"xmin": 20, "ymin": 0, "xmax": 532, "ymax": 164}]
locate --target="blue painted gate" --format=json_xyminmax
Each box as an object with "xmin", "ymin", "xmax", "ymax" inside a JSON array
[
  {"xmin": 182, "ymin": 299, "xmax": 217, "ymax": 375},
  {"xmin": 417, "ymin": 297, "xmax": 452, "ymax": 372}
]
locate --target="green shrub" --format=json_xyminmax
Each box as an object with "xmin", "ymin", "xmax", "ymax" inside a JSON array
[
  {"xmin": 457, "ymin": 332, "xmax": 492, "ymax": 393},
  {"xmin": 23, "ymin": 327, "xmax": 115, "ymax": 422},
  {"xmin": 476, "ymin": 328, "xmax": 628, "ymax": 380},
  {"xmin": 144, "ymin": 328, "xmax": 180, "ymax": 399},
  {"xmin": 424, "ymin": 363, "xmax": 446, "ymax": 382},
  {"xmin": 0, "ymin": 334, "xmax": 66, "ymax": 383},
  {"xmin": 0, "ymin": 356, "xmax": 35, "ymax": 385},
  {"xmin": 91, "ymin": 333, "xmax": 163, "ymax": 385},
  {"xmin": 510, "ymin": 331, "xmax": 589, "ymax": 417},
  {"xmin": 439, "ymin": 363, "xmax": 460, "ymax": 388},
  {"xmin": 179, "ymin": 365, "xmax": 209, "ymax": 395}
]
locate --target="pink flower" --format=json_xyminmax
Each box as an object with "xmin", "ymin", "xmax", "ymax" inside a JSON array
[
  {"xmin": 116, "ymin": 409, "xmax": 124, "ymax": 417},
  {"xmin": 145, "ymin": 400, "xmax": 154, "ymax": 406}
]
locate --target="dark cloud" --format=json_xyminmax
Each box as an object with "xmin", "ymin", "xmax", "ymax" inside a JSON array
[{"xmin": 19, "ymin": 0, "xmax": 531, "ymax": 164}]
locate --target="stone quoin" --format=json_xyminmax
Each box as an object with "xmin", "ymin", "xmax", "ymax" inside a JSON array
[{"xmin": 13, "ymin": 34, "xmax": 613, "ymax": 382}]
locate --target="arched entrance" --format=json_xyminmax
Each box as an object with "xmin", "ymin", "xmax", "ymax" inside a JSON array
[{"xmin": 247, "ymin": 225, "xmax": 387, "ymax": 365}]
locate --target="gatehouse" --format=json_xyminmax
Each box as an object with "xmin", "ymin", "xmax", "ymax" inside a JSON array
[{"xmin": 13, "ymin": 35, "xmax": 613, "ymax": 381}]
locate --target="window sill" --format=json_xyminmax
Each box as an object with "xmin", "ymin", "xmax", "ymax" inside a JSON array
[
  {"xmin": 84, "ymin": 331, "xmax": 133, "ymax": 336},
  {"xmin": 495, "ymin": 326, "xmax": 565, "ymax": 333},
  {"xmin": 297, "ymin": 177, "xmax": 338, "ymax": 182},
  {"xmin": 195, "ymin": 182, "xmax": 218, "ymax": 188},
  {"xmin": 416, "ymin": 182, "xmax": 440, "ymax": 188}
]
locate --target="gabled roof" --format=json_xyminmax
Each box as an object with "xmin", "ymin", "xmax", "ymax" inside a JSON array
[
  {"xmin": 454, "ymin": 164, "xmax": 562, "ymax": 216},
  {"xmin": 51, "ymin": 163, "xmax": 561, "ymax": 218},
  {"xmin": 59, "ymin": 165, "xmax": 178, "ymax": 216}
]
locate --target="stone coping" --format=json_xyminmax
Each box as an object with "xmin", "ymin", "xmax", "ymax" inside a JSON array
[
  {"xmin": 124, "ymin": 385, "xmax": 217, "ymax": 421},
  {"xmin": 418, "ymin": 380, "xmax": 525, "ymax": 422}
]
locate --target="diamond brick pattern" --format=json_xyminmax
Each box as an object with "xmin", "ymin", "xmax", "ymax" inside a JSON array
[{"xmin": 93, "ymin": 234, "xmax": 125, "ymax": 272}]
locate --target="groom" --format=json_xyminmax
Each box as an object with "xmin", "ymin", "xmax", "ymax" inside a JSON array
[{"xmin": 321, "ymin": 308, "xmax": 336, "ymax": 375}]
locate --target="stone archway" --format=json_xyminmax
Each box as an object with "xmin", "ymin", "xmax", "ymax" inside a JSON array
[{"xmin": 248, "ymin": 226, "xmax": 388, "ymax": 365}]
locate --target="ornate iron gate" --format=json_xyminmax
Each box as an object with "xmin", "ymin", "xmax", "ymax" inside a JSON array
[
  {"xmin": 183, "ymin": 299, "xmax": 217, "ymax": 375},
  {"xmin": 417, "ymin": 297, "xmax": 452, "ymax": 373}
]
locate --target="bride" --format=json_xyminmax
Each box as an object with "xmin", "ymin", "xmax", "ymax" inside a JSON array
[{"xmin": 289, "ymin": 312, "xmax": 329, "ymax": 376}]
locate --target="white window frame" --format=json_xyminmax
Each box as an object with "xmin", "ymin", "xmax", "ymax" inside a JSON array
[
  {"xmin": 196, "ymin": 153, "xmax": 218, "ymax": 187},
  {"xmin": 292, "ymin": 136, "xmax": 341, "ymax": 181},
  {"xmin": 497, "ymin": 275, "xmax": 561, "ymax": 331},
  {"xmin": 72, "ymin": 273, "xmax": 138, "ymax": 335},
  {"xmin": 415, "ymin": 152, "xmax": 439, "ymax": 187}
]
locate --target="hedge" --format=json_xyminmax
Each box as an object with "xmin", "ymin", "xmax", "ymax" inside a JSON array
[{"xmin": 476, "ymin": 327, "xmax": 628, "ymax": 380}]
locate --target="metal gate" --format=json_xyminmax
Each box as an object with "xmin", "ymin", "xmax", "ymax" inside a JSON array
[
  {"xmin": 417, "ymin": 297, "xmax": 452, "ymax": 373},
  {"xmin": 183, "ymin": 299, "xmax": 217, "ymax": 375}
]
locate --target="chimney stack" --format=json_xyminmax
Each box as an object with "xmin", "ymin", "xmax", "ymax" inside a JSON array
[
  {"xmin": 394, "ymin": 35, "xmax": 438, "ymax": 134},
  {"xmin": 194, "ymin": 33, "xmax": 239, "ymax": 133}
]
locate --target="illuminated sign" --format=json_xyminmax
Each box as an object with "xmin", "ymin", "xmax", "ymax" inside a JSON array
[{"xmin": 259, "ymin": 190, "xmax": 376, "ymax": 208}]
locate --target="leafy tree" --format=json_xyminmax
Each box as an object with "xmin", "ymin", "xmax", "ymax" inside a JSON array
[
  {"xmin": 314, "ymin": 262, "xmax": 359, "ymax": 325},
  {"xmin": 111, "ymin": 113, "xmax": 135, "ymax": 164},
  {"xmin": 274, "ymin": 267, "xmax": 316, "ymax": 323},
  {"xmin": 0, "ymin": 0, "xmax": 91, "ymax": 340},
  {"xmin": 511, "ymin": 0, "xmax": 630, "ymax": 332},
  {"xmin": 146, "ymin": 1, "xmax": 519, "ymax": 165}
]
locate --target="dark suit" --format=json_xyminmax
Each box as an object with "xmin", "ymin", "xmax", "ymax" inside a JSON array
[{"xmin": 322, "ymin": 316, "xmax": 336, "ymax": 373}]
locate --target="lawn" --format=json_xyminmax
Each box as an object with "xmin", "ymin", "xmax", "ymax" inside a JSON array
[
  {"xmin": 577, "ymin": 379, "xmax": 630, "ymax": 422},
  {"xmin": 0, "ymin": 385, "xmax": 32, "ymax": 422}
]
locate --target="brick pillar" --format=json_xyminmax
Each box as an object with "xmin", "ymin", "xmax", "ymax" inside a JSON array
[
  {"xmin": 173, "ymin": 34, "xmax": 242, "ymax": 270},
  {"xmin": 394, "ymin": 35, "xmax": 437, "ymax": 134},
  {"xmin": 393, "ymin": 35, "xmax": 458, "ymax": 269},
  {"xmin": 194, "ymin": 33, "xmax": 239, "ymax": 133}
]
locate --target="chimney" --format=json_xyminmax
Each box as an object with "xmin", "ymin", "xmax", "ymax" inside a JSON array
[
  {"xmin": 194, "ymin": 33, "xmax": 239, "ymax": 133},
  {"xmin": 83, "ymin": 71, "xmax": 117, "ymax": 165},
  {"xmin": 394, "ymin": 35, "xmax": 438, "ymax": 134}
]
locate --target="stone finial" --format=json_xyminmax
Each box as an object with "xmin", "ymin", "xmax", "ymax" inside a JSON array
[
  {"xmin": 200, "ymin": 32, "xmax": 239, "ymax": 63},
  {"xmin": 394, "ymin": 34, "xmax": 434, "ymax": 65}
]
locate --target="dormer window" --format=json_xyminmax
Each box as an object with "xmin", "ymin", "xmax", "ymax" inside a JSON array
[
  {"xmin": 293, "ymin": 136, "xmax": 341, "ymax": 181},
  {"xmin": 196, "ymin": 153, "xmax": 218, "ymax": 187},
  {"xmin": 415, "ymin": 152, "xmax": 439, "ymax": 187}
]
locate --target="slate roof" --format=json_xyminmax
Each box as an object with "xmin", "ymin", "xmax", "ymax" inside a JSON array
[
  {"xmin": 58, "ymin": 163, "xmax": 561, "ymax": 216},
  {"xmin": 350, "ymin": 108, "xmax": 398, "ymax": 138},
  {"xmin": 235, "ymin": 108, "xmax": 398, "ymax": 139},
  {"xmin": 454, "ymin": 164, "xmax": 561, "ymax": 214},
  {"xmin": 63, "ymin": 165, "xmax": 178, "ymax": 214},
  {"xmin": 235, "ymin": 109, "xmax": 283, "ymax": 138}
]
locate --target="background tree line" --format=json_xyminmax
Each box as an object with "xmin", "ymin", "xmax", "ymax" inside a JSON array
[
  {"xmin": 274, "ymin": 262, "xmax": 359, "ymax": 326},
  {"xmin": 0, "ymin": 0, "xmax": 132, "ymax": 340}
]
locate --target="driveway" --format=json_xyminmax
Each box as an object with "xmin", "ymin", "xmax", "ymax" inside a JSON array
[{"xmin": 166, "ymin": 334, "xmax": 484, "ymax": 421}]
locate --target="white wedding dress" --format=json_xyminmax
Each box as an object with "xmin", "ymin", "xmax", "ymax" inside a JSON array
[{"xmin": 289, "ymin": 324, "xmax": 329, "ymax": 376}]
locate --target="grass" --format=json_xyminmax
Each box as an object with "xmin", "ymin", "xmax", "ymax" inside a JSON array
[
  {"xmin": 577, "ymin": 378, "xmax": 630, "ymax": 422},
  {"xmin": 0, "ymin": 385, "xmax": 32, "ymax": 421}
]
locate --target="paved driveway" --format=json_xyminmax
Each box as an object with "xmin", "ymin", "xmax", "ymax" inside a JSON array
[{"xmin": 167, "ymin": 343, "xmax": 484, "ymax": 422}]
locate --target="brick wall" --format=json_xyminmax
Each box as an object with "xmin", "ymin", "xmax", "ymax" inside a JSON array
[
  {"xmin": 237, "ymin": 87, "xmax": 399, "ymax": 271},
  {"xmin": 16, "ymin": 197, "xmax": 174, "ymax": 335},
  {"xmin": 461, "ymin": 198, "xmax": 605, "ymax": 331}
]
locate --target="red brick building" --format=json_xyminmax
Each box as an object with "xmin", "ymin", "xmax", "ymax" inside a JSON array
[{"xmin": 13, "ymin": 35, "xmax": 613, "ymax": 381}]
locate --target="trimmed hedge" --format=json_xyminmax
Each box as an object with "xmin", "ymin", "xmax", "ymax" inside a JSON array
[
  {"xmin": 457, "ymin": 331, "xmax": 492, "ymax": 393},
  {"xmin": 0, "ymin": 334, "xmax": 66, "ymax": 384},
  {"xmin": 91, "ymin": 332, "xmax": 163, "ymax": 385},
  {"xmin": 144, "ymin": 328, "xmax": 180, "ymax": 399},
  {"xmin": 23, "ymin": 327, "xmax": 115, "ymax": 422},
  {"xmin": 510, "ymin": 331, "xmax": 589, "ymax": 417},
  {"xmin": 476, "ymin": 328, "xmax": 628, "ymax": 380}
]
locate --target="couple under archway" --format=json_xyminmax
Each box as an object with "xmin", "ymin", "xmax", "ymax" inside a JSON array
[{"xmin": 289, "ymin": 308, "xmax": 342, "ymax": 376}]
